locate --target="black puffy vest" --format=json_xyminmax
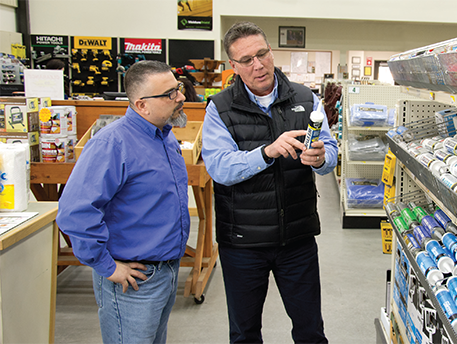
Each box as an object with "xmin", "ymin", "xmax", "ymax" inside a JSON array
[{"xmin": 209, "ymin": 68, "xmax": 321, "ymax": 248}]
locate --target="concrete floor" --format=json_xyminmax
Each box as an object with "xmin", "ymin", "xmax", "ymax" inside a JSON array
[{"xmin": 54, "ymin": 173, "xmax": 392, "ymax": 343}]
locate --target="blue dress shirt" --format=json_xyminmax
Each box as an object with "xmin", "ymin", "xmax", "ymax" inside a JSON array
[
  {"xmin": 56, "ymin": 107, "xmax": 190, "ymax": 278},
  {"xmin": 202, "ymin": 80, "xmax": 338, "ymax": 186}
]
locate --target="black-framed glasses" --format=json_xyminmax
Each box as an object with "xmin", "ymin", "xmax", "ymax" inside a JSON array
[
  {"xmin": 140, "ymin": 82, "xmax": 184, "ymax": 101},
  {"xmin": 231, "ymin": 48, "xmax": 271, "ymax": 67}
]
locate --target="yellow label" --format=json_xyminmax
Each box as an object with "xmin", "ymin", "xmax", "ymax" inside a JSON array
[
  {"xmin": 0, "ymin": 185, "xmax": 15, "ymax": 210},
  {"xmin": 26, "ymin": 98, "xmax": 38, "ymax": 112},
  {"xmin": 39, "ymin": 108, "xmax": 52, "ymax": 122},
  {"xmin": 40, "ymin": 97, "xmax": 52, "ymax": 108},
  {"xmin": 74, "ymin": 36, "xmax": 112, "ymax": 50}
]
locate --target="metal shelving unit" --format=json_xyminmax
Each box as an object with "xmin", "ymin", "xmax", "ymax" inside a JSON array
[{"xmin": 340, "ymin": 84, "xmax": 418, "ymax": 228}]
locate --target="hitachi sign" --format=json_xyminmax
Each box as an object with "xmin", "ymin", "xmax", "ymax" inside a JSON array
[{"xmin": 125, "ymin": 42, "xmax": 162, "ymax": 53}]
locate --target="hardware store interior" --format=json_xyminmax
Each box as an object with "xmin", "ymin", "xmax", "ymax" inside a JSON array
[{"xmin": 2, "ymin": 0, "xmax": 457, "ymax": 343}]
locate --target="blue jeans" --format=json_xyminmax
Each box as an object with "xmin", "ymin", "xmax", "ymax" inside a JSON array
[
  {"xmin": 92, "ymin": 259, "xmax": 180, "ymax": 344},
  {"xmin": 219, "ymin": 238, "xmax": 327, "ymax": 344}
]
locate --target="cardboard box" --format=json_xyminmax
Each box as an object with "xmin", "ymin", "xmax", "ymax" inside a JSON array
[
  {"xmin": 4, "ymin": 105, "xmax": 40, "ymax": 132},
  {"xmin": 75, "ymin": 121, "xmax": 203, "ymax": 165},
  {"xmin": 380, "ymin": 220, "xmax": 392, "ymax": 254},
  {"xmin": 39, "ymin": 106, "xmax": 77, "ymax": 136},
  {"xmin": 172, "ymin": 121, "xmax": 203, "ymax": 165},
  {"xmin": 382, "ymin": 149, "xmax": 396, "ymax": 186},
  {"xmin": 0, "ymin": 131, "xmax": 40, "ymax": 146}
]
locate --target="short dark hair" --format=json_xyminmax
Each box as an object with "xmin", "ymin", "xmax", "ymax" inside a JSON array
[
  {"xmin": 223, "ymin": 22, "xmax": 269, "ymax": 59},
  {"xmin": 124, "ymin": 60, "xmax": 171, "ymax": 103},
  {"xmin": 46, "ymin": 58, "xmax": 66, "ymax": 70}
]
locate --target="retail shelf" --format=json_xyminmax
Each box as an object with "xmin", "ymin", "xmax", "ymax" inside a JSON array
[
  {"xmin": 388, "ymin": 213, "xmax": 457, "ymax": 343},
  {"xmin": 400, "ymin": 86, "xmax": 457, "ymax": 106}
]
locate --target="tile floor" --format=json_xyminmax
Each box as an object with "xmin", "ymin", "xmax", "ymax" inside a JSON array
[{"xmin": 54, "ymin": 173, "xmax": 392, "ymax": 343}]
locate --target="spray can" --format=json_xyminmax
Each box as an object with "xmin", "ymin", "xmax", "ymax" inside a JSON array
[
  {"xmin": 435, "ymin": 286, "xmax": 457, "ymax": 332},
  {"xmin": 413, "ymin": 225, "xmax": 431, "ymax": 247},
  {"xmin": 447, "ymin": 276, "xmax": 457, "ymax": 304},
  {"xmin": 425, "ymin": 239, "xmax": 455, "ymax": 274},
  {"xmin": 430, "ymin": 160, "xmax": 450, "ymax": 177},
  {"xmin": 397, "ymin": 202, "xmax": 420, "ymax": 229},
  {"xmin": 393, "ymin": 216, "xmax": 409, "ymax": 234},
  {"xmin": 403, "ymin": 232, "xmax": 421, "ymax": 251},
  {"xmin": 416, "ymin": 152, "xmax": 436, "ymax": 168},
  {"xmin": 422, "ymin": 215, "xmax": 445, "ymax": 241},
  {"xmin": 435, "ymin": 149, "xmax": 454, "ymax": 163},
  {"xmin": 385, "ymin": 202, "xmax": 401, "ymax": 218},
  {"xmin": 415, "ymin": 250, "xmax": 444, "ymax": 285},
  {"xmin": 440, "ymin": 173, "xmax": 457, "ymax": 191},
  {"xmin": 304, "ymin": 100, "xmax": 324, "ymax": 149},
  {"xmin": 434, "ymin": 209, "xmax": 457, "ymax": 236},
  {"xmin": 409, "ymin": 202, "xmax": 429, "ymax": 222},
  {"xmin": 421, "ymin": 138, "xmax": 440, "ymax": 151},
  {"xmin": 444, "ymin": 137, "xmax": 457, "ymax": 155},
  {"xmin": 442, "ymin": 232, "xmax": 457, "ymax": 261}
]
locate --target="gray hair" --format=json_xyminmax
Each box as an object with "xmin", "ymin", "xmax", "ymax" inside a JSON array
[
  {"xmin": 223, "ymin": 21, "xmax": 269, "ymax": 59},
  {"xmin": 124, "ymin": 60, "xmax": 171, "ymax": 103}
]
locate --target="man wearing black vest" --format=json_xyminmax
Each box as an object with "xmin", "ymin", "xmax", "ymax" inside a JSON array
[{"xmin": 202, "ymin": 21, "xmax": 338, "ymax": 344}]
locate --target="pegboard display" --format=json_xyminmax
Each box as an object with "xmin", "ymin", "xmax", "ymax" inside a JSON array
[
  {"xmin": 396, "ymin": 99, "xmax": 454, "ymax": 125},
  {"xmin": 340, "ymin": 84, "xmax": 420, "ymax": 222}
]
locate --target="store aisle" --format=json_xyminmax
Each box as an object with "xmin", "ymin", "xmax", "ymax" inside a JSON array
[{"xmin": 54, "ymin": 173, "xmax": 391, "ymax": 344}]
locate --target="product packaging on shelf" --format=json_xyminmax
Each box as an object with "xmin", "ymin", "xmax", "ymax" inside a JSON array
[
  {"xmin": 0, "ymin": 143, "xmax": 28, "ymax": 212},
  {"xmin": 39, "ymin": 106, "xmax": 77, "ymax": 136},
  {"xmin": 345, "ymin": 178, "xmax": 384, "ymax": 208},
  {"xmin": 40, "ymin": 134, "xmax": 76, "ymax": 163},
  {"xmin": 349, "ymin": 103, "xmax": 388, "ymax": 127}
]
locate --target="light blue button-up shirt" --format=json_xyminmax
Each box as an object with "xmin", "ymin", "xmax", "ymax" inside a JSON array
[{"xmin": 202, "ymin": 79, "xmax": 338, "ymax": 186}]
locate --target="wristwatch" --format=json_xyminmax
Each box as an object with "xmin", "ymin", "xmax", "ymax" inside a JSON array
[{"xmin": 261, "ymin": 145, "xmax": 274, "ymax": 164}]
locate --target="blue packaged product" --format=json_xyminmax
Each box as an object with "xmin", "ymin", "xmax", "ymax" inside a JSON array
[
  {"xmin": 350, "ymin": 103, "xmax": 388, "ymax": 127},
  {"xmin": 435, "ymin": 287, "xmax": 457, "ymax": 331},
  {"xmin": 435, "ymin": 209, "xmax": 452, "ymax": 228},
  {"xmin": 416, "ymin": 251, "xmax": 443, "ymax": 285},
  {"xmin": 447, "ymin": 276, "xmax": 457, "ymax": 303},
  {"xmin": 442, "ymin": 232, "xmax": 457, "ymax": 260},
  {"xmin": 413, "ymin": 225, "xmax": 431, "ymax": 247},
  {"xmin": 422, "ymin": 215, "xmax": 443, "ymax": 233},
  {"xmin": 425, "ymin": 239, "xmax": 455, "ymax": 274},
  {"xmin": 404, "ymin": 233, "xmax": 421, "ymax": 250},
  {"xmin": 396, "ymin": 126, "xmax": 408, "ymax": 135}
]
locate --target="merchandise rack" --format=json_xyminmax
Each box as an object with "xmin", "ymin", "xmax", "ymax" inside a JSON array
[
  {"xmin": 340, "ymin": 83, "xmax": 418, "ymax": 228},
  {"xmin": 387, "ymin": 211, "xmax": 457, "ymax": 343}
]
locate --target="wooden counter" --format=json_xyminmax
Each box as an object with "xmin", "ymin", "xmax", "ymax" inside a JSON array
[{"xmin": 0, "ymin": 202, "xmax": 58, "ymax": 343}]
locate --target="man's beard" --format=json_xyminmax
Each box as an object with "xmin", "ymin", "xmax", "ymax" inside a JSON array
[{"xmin": 167, "ymin": 109, "xmax": 187, "ymax": 128}]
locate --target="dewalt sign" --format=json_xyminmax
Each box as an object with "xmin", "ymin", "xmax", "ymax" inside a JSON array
[{"xmin": 73, "ymin": 36, "xmax": 112, "ymax": 50}]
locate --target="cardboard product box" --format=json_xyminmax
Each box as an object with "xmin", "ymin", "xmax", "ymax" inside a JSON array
[
  {"xmin": 380, "ymin": 220, "xmax": 392, "ymax": 254},
  {"xmin": 39, "ymin": 106, "xmax": 77, "ymax": 136},
  {"xmin": 382, "ymin": 149, "xmax": 397, "ymax": 186},
  {"xmin": 435, "ymin": 108, "xmax": 457, "ymax": 137},
  {"xmin": 172, "ymin": 121, "xmax": 203, "ymax": 165},
  {"xmin": 4, "ymin": 105, "xmax": 40, "ymax": 133},
  {"xmin": 41, "ymin": 134, "xmax": 74, "ymax": 163},
  {"xmin": 0, "ymin": 131, "xmax": 39, "ymax": 146}
]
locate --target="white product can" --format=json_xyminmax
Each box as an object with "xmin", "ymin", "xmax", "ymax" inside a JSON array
[
  {"xmin": 449, "ymin": 161, "xmax": 457, "ymax": 178},
  {"xmin": 416, "ymin": 153, "xmax": 436, "ymax": 167},
  {"xmin": 444, "ymin": 137, "xmax": 457, "ymax": 155},
  {"xmin": 439, "ymin": 173, "xmax": 457, "ymax": 191},
  {"xmin": 421, "ymin": 138, "xmax": 439, "ymax": 151},
  {"xmin": 434, "ymin": 149, "xmax": 452, "ymax": 162},
  {"xmin": 429, "ymin": 160, "xmax": 449, "ymax": 177}
]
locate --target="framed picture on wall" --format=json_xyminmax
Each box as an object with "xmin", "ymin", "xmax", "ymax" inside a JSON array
[
  {"xmin": 352, "ymin": 56, "xmax": 361, "ymax": 64},
  {"xmin": 279, "ymin": 26, "xmax": 306, "ymax": 48},
  {"xmin": 364, "ymin": 66, "xmax": 372, "ymax": 76}
]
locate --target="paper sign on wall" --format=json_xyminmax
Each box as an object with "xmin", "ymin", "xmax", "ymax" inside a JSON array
[{"xmin": 24, "ymin": 70, "xmax": 64, "ymax": 100}]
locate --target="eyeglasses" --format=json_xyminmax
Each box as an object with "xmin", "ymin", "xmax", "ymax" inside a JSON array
[
  {"xmin": 231, "ymin": 48, "xmax": 271, "ymax": 67},
  {"xmin": 140, "ymin": 82, "xmax": 184, "ymax": 101}
]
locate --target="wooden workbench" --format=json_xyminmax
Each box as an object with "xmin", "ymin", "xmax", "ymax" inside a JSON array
[{"xmin": 30, "ymin": 100, "xmax": 216, "ymax": 302}]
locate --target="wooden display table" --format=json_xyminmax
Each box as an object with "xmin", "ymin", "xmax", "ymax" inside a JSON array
[
  {"xmin": 30, "ymin": 161, "xmax": 217, "ymax": 302},
  {"xmin": 0, "ymin": 202, "xmax": 58, "ymax": 343}
]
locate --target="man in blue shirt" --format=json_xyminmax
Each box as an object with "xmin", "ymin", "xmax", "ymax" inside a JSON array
[
  {"xmin": 202, "ymin": 22, "xmax": 337, "ymax": 343},
  {"xmin": 57, "ymin": 60, "xmax": 190, "ymax": 343}
]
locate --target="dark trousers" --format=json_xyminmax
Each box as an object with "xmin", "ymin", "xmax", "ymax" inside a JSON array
[{"xmin": 219, "ymin": 238, "xmax": 328, "ymax": 344}]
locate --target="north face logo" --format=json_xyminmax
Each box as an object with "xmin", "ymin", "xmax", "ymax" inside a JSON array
[{"xmin": 291, "ymin": 105, "xmax": 305, "ymax": 112}]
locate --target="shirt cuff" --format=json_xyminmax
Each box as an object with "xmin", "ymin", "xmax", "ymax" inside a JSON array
[
  {"xmin": 312, "ymin": 154, "xmax": 328, "ymax": 171},
  {"xmin": 248, "ymin": 146, "xmax": 274, "ymax": 174}
]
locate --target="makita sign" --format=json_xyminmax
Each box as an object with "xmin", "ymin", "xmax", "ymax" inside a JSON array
[{"xmin": 124, "ymin": 39, "xmax": 162, "ymax": 54}]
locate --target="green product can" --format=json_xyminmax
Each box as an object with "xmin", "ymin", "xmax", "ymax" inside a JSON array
[
  {"xmin": 393, "ymin": 217, "xmax": 409, "ymax": 233},
  {"xmin": 401, "ymin": 208, "xmax": 418, "ymax": 229},
  {"xmin": 412, "ymin": 206, "xmax": 429, "ymax": 222}
]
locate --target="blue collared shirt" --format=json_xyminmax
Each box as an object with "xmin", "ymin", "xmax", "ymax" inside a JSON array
[
  {"xmin": 202, "ymin": 80, "xmax": 338, "ymax": 186},
  {"xmin": 56, "ymin": 107, "xmax": 190, "ymax": 278}
]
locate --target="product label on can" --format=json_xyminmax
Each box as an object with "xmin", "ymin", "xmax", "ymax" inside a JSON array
[
  {"xmin": 304, "ymin": 121, "xmax": 322, "ymax": 149},
  {"xmin": 444, "ymin": 137, "xmax": 457, "ymax": 155}
]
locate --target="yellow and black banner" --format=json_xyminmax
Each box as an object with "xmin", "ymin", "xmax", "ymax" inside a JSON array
[
  {"xmin": 178, "ymin": 0, "xmax": 213, "ymax": 31},
  {"xmin": 73, "ymin": 36, "xmax": 112, "ymax": 50}
]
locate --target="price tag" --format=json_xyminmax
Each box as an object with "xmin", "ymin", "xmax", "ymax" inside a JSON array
[
  {"xmin": 429, "ymin": 92, "xmax": 435, "ymax": 100},
  {"xmin": 348, "ymin": 87, "xmax": 360, "ymax": 94},
  {"xmin": 451, "ymin": 95, "xmax": 456, "ymax": 104}
]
